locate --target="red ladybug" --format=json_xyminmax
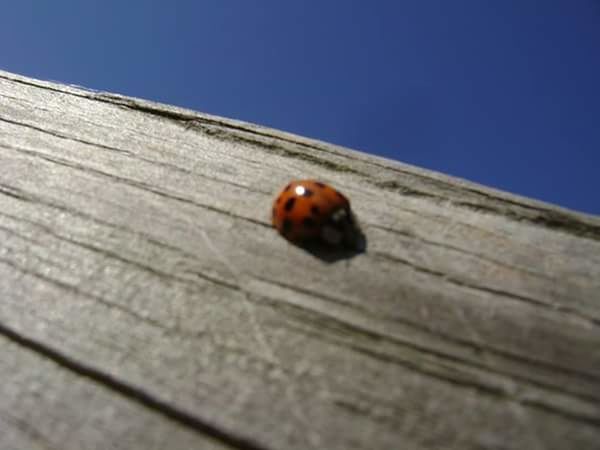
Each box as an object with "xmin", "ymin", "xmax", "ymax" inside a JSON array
[{"xmin": 272, "ymin": 180, "xmax": 361, "ymax": 248}]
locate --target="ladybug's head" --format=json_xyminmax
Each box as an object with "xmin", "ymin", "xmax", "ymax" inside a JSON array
[{"xmin": 320, "ymin": 207, "xmax": 365, "ymax": 250}]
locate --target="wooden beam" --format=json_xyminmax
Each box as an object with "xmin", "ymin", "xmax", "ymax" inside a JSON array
[{"xmin": 1, "ymin": 70, "xmax": 599, "ymax": 450}]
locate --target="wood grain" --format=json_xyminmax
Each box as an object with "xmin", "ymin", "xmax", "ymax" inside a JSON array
[{"xmin": 1, "ymin": 69, "xmax": 599, "ymax": 450}]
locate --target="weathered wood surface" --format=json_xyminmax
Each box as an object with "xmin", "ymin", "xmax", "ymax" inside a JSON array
[{"xmin": 1, "ymin": 69, "xmax": 599, "ymax": 450}]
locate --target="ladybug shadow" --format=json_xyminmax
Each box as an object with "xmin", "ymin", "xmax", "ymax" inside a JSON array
[{"xmin": 291, "ymin": 231, "xmax": 368, "ymax": 263}]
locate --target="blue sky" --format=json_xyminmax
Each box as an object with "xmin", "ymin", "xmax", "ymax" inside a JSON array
[{"xmin": 2, "ymin": 1, "xmax": 599, "ymax": 214}]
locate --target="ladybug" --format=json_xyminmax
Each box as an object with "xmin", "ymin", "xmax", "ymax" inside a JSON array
[{"xmin": 272, "ymin": 180, "xmax": 361, "ymax": 248}]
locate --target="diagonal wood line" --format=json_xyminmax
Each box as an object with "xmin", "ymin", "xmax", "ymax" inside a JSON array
[
  {"xmin": 371, "ymin": 250, "xmax": 600, "ymax": 327},
  {"xmin": 0, "ymin": 119, "xmax": 270, "ymax": 195},
  {"xmin": 254, "ymin": 275, "xmax": 600, "ymax": 395},
  {"xmin": 0, "ymin": 320, "xmax": 269, "ymax": 450},
  {"xmin": 3, "ymin": 173, "xmax": 599, "ymax": 402},
  {"xmin": 0, "ymin": 114, "xmax": 133, "ymax": 155},
  {"xmin": 0, "ymin": 255, "xmax": 181, "ymax": 335},
  {"xmin": 2, "ymin": 174, "xmax": 599, "ymax": 394},
  {"xmin": 3, "ymin": 71, "xmax": 599, "ymax": 240},
  {"xmin": 283, "ymin": 317, "xmax": 600, "ymax": 428},
  {"xmin": 369, "ymin": 223, "xmax": 558, "ymax": 281},
  {"xmin": 0, "ymin": 142, "xmax": 269, "ymax": 229}
]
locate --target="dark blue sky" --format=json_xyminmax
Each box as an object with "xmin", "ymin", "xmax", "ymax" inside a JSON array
[{"xmin": 2, "ymin": 1, "xmax": 599, "ymax": 214}]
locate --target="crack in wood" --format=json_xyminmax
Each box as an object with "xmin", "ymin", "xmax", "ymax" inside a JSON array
[
  {"xmin": 0, "ymin": 144, "xmax": 269, "ymax": 229},
  {"xmin": 0, "ymin": 256, "xmax": 177, "ymax": 335},
  {"xmin": 0, "ymin": 126, "xmax": 269, "ymax": 195},
  {"xmin": 0, "ymin": 320, "xmax": 269, "ymax": 450},
  {"xmin": 3, "ymin": 69, "xmax": 600, "ymax": 449},
  {"xmin": 279, "ymin": 313, "xmax": 600, "ymax": 427},
  {"xmin": 3, "ymin": 72, "xmax": 599, "ymax": 242},
  {"xmin": 0, "ymin": 207, "xmax": 240, "ymax": 294},
  {"xmin": 371, "ymin": 250, "xmax": 600, "ymax": 327},
  {"xmin": 0, "ymin": 115, "xmax": 134, "ymax": 156},
  {"xmin": 252, "ymin": 276, "xmax": 600, "ymax": 397},
  {"xmin": 370, "ymin": 224, "xmax": 557, "ymax": 281}
]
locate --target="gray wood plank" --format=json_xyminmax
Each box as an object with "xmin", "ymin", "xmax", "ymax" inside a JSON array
[
  {"xmin": 0, "ymin": 331, "xmax": 236, "ymax": 450},
  {"xmin": 0, "ymin": 69, "xmax": 599, "ymax": 450}
]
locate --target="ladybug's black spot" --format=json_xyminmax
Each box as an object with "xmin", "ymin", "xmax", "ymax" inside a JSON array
[
  {"xmin": 284, "ymin": 197, "xmax": 296, "ymax": 212},
  {"xmin": 302, "ymin": 217, "xmax": 316, "ymax": 228},
  {"xmin": 282, "ymin": 219, "xmax": 293, "ymax": 234},
  {"xmin": 310, "ymin": 205, "xmax": 320, "ymax": 215},
  {"xmin": 302, "ymin": 188, "xmax": 314, "ymax": 197},
  {"xmin": 284, "ymin": 183, "xmax": 292, "ymax": 191},
  {"xmin": 315, "ymin": 182, "xmax": 326, "ymax": 188}
]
